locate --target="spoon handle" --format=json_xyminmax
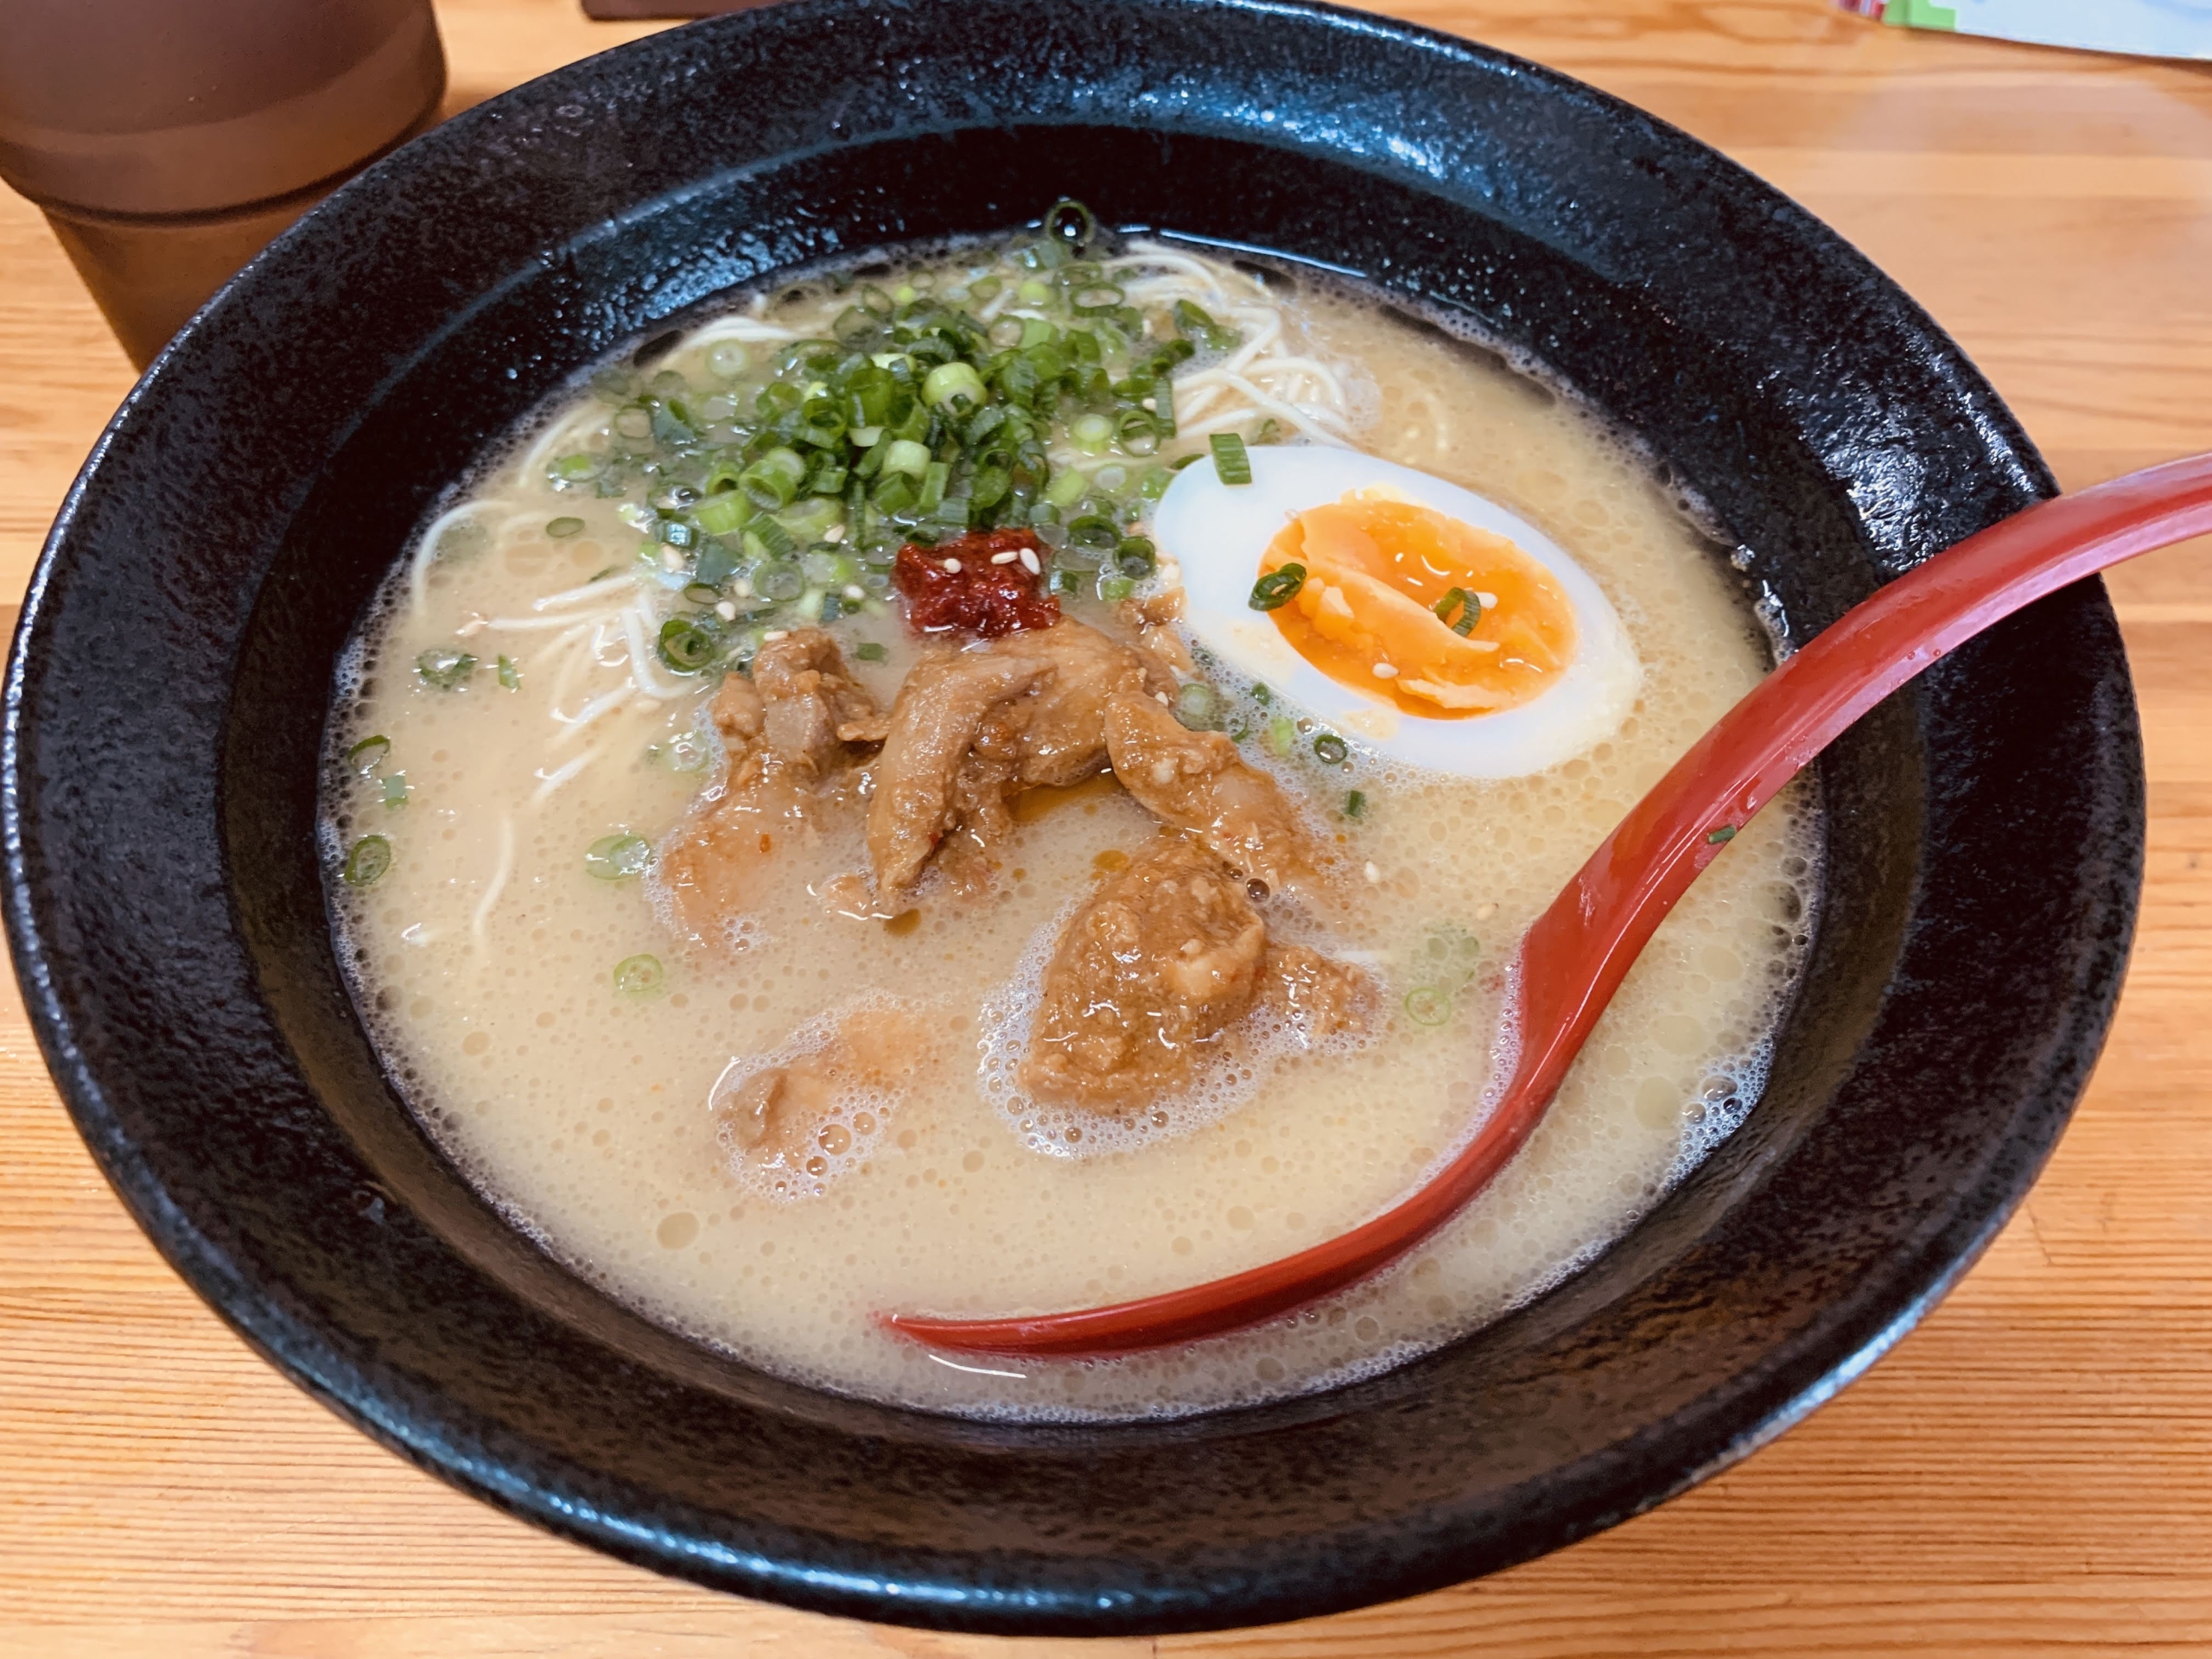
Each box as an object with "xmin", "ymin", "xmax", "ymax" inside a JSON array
[{"xmin": 886, "ymin": 454, "xmax": 2212, "ymax": 1359}]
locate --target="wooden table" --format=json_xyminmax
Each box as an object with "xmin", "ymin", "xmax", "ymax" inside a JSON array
[{"xmin": 3, "ymin": 2, "xmax": 2209, "ymax": 1651}]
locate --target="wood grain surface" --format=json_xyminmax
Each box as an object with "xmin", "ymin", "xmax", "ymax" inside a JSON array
[{"xmin": 3, "ymin": 2, "xmax": 2209, "ymax": 1652}]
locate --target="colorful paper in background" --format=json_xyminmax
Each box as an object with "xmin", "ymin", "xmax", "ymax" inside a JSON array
[{"xmin": 1843, "ymin": 0, "xmax": 2212, "ymax": 59}]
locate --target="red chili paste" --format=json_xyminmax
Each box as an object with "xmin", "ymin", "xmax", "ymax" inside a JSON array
[{"xmin": 893, "ymin": 530, "xmax": 1059, "ymax": 637}]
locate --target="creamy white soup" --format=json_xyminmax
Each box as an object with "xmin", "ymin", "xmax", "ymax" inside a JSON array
[{"xmin": 326, "ymin": 221, "xmax": 1815, "ymax": 1421}]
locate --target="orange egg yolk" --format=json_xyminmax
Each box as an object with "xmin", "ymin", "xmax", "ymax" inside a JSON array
[{"xmin": 1261, "ymin": 490, "xmax": 1577, "ymax": 719}]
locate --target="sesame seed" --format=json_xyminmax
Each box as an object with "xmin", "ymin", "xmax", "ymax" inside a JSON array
[
  {"xmin": 762, "ymin": 629, "xmax": 790, "ymax": 642},
  {"xmin": 1370, "ymin": 662, "xmax": 1399, "ymax": 679},
  {"xmin": 990, "ymin": 550, "xmax": 1020, "ymax": 564},
  {"xmin": 942, "ymin": 557, "xmax": 963, "ymax": 574},
  {"xmin": 842, "ymin": 584, "xmax": 865, "ymax": 601},
  {"xmin": 1363, "ymin": 861, "xmax": 1382, "ymax": 885},
  {"xmin": 1475, "ymin": 590, "xmax": 1498, "ymax": 608},
  {"xmin": 1154, "ymin": 691, "xmax": 1172, "ymax": 704},
  {"xmin": 1019, "ymin": 548, "xmax": 1042, "ymax": 575},
  {"xmin": 715, "ymin": 601, "xmax": 738, "ymax": 621},
  {"xmin": 659, "ymin": 548, "xmax": 684, "ymax": 570},
  {"xmin": 731, "ymin": 577, "xmax": 753, "ymax": 598},
  {"xmin": 824, "ymin": 525, "xmax": 846, "ymax": 543},
  {"xmin": 1476, "ymin": 902, "xmax": 1498, "ymax": 921}
]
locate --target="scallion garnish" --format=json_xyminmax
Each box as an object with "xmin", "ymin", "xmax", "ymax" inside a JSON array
[
  {"xmin": 416, "ymin": 647, "xmax": 478, "ymax": 690},
  {"xmin": 613, "ymin": 953, "xmax": 664, "ymax": 995},
  {"xmin": 1345, "ymin": 790, "xmax": 1366, "ymax": 820},
  {"xmin": 1707, "ymin": 825, "xmax": 1738, "ymax": 844},
  {"xmin": 1173, "ymin": 683, "xmax": 1222, "ymax": 731},
  {"xmin": 1249, "ymin": 563, "xmax": 1306, "ymax": 611},
  {"xmin": 1313, "ymin": 733, "xmax": 1350, "ymax": 766},
  {"xmin": 347, "ymin": 734, "xmax": 391, "ymax": 776},
  {"xmin": 656, "ymin": 617, "xmax": 717, "ymax": 674},
  {"xmin": 383, "ymin": 773, "xmax": 410, "ymax": 810},
  {"xmin": 1403, "ymin": 986, "xmax": 1451, "ymax": 1027},
  {"xmin": 1433, "ymin": 587, "xmax": 1481, "ymax": 636},
  {"xmin": 497, "ymin": 655, "xmax": 520, "ymax": 690},
  {"xmin": 1042, "ymin": 198, "xmax": 1096, "ymax": 253},
  {"xmin": 854, "ymin": 641, "xmax": 887, "ymax": 663},
  {"xmin": 342, "ymin": 835, "xmax": 392, "ymax": 887},
  {"xmin": 585, "ymin": 833, "xmax": 653, "ymax": 880},
  {"xmin": 1210, "ymin": 431, "xmax": 1253, "ymax": 486}
]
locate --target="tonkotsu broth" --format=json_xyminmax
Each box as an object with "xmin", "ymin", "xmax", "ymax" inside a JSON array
[{"xmin": 326, "ymin": 238, "xmax": 1817, "ymax": 1421}]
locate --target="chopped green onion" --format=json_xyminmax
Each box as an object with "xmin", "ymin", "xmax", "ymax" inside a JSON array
[
  {"xmin": 346, "ymin": 734, "xmax": 390, "ymax": 776},
  {"xmin": 1210, "ymin": 432, "xmax": 1253, "ymax": 486},
  {"xmin": 1174, "ymin": 683, "xmax": 1222, "ymax": 731},
  {"xmin": 1404, "ymin": 986, "xmax": 1451, "ymax": 1027},
  {"xmin": 546, "ymin": 516, "xmax": 586, "ymax": 538},
  {"xmin": 382, "ymin": 773, "xmax": 410, "ymax": 810},
  {"xmin": 1115, "ymin": 537, "xmax": 1156, "ymax": 578},
  {"xmin": 498, "ymin": 655, "xmax": 520, "ymax": 690},
  {"xmin": 922, "ymin": 360, "xmax": 987, "ymax": 408},
  {"xmin": 694, "ymin": 493, "xmax": 751, "ymax": 537},
  {"xmin": 1018, "ymin": 278, "xmax": 1053, "ymax": 306},
  {"xmin": 416, "ymin": 647, "xmax": 478, "ymax": 690},
  {"xmin": 650, "ymin": 730, "xmax": 715, "ymax": 773},
  {"xmin": 585, "ymin": 833, "xmax": 653, "ymax": 880},
  {"xmin": 1045, "ymin": 467, "xmax": 1090, "ymax": 508},
  {"xmin": 706, "ymin": 342, "xmax": 747, "ymax": 378},
  {"xmin": 342, "ymin": 835, "xmax": 392, "ymax": 888},
  {"xmin": 1251, "ymin": 683, "xmax": 1272, "ymax": 706},
  {"xmin": 916, "ymin": 461, "xmax": 950, "ymax": 515},
  {"xmin": 746, "ymin": 518, "xmax": 797, "ymax": 561},
  {"xmin": 880, "ymin": 438, "xmax": 931, "ymax": 480},
  {"xmin": 1249, "ymin": 563, "xmax": 1306, "ymax": 611},
  {"xmin": 1173, "ymin": 299, "xmax": 1240, "ymax": 353},
  {"xmin": 613, "ymin": 953, "xmax": 664, "ymax": 995},
  {"xmin": 550, "ymin": 454, "xmax": 601, "ymax": 484},
  {"xmin": 1313, "ymin": 732, "xmax": 1350, "ymax": 766},
  {"xmin": 740, "ymin": 447, "xmax": 808, "ymax": 511},
  {"xmin": 855, "ymin": 641, "xmax": 887, "ymax": 663},
  {"xmin": 656, "ymin": 617, "xmax": 717, "ymax": 674},
  {"xmin": 1098, "ymin": 574, "xmax": 1136, "ymax": 604},
  {"xmin": 1707, "ymin": 824, "xmax": 1739, "ymax": 844},
  {"xmin": 1071, "ymin": 413, "xmax": 1114, "ymax": 454},
  {"xmin": 1433, "ymin": 587, "xmax": 1481, "ymax": 636},
  {"xmin": 1345, "ymin": 789, "xmax": 1366, "ymax": 820},
  {"xmin": 1043, "ymin": 198, "xmax": 1097, "ymax": 250},
  {"xmin": 1264, "ymin": 715, "xmax": 1298, "ymax": 757}
]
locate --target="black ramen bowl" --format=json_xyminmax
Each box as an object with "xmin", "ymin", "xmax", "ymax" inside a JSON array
[{"xmin": 2, "ymin": 0, "xmax": 2139, "ymax": 1635}]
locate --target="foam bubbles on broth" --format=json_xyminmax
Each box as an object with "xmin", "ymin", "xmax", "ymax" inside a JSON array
[{"xmin": 323, "ymin": 239, "xmax": 1819, "ymax": 1421}]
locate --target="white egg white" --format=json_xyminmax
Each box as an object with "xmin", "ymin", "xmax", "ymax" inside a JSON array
[{"xmin": 1152, "ymin": 444, "xmax": 1641, "ymax": 779}]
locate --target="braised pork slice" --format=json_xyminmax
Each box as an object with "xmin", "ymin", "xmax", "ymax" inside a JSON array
[
  {"xmin": 713, "ymin": 1006, "xmax": 932, "ymax": 1183},
  {"xmin": 657, "ymin": 630, "xmax": 884, "ymax": 941},
  {"xmin": 1263, "ymin": 943, "xmax": 1374, "ymax": 1041},
  {"xmin": 1102, "ymin": 690, "xmax": 1314, "ymax": 894},
  {"xmin": 868, "ymin": 620, "xmax": 1156, "ymax": 892},
  {"xmin": 1023, "ymin": 838, "xmax": 1269, "ymax": 1109},
  {"xmin": 732, "ymin": 628, "xmax": 887, "ymax": 781}
]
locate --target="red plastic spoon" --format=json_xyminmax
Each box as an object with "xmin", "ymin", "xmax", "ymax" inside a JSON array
[{"xmin": 884, "ymin": 454, "xmax": 2212, "ymax": 1361}]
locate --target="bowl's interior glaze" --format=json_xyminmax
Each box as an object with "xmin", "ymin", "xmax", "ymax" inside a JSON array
[{"xmin": 2, "ymin": 0, "xmax": 2140, "ymax": 1634}]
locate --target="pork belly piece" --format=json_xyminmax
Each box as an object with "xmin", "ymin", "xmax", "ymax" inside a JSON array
[
  {"xmin": 867, "ymin": 619, "xmax": 1156, "ymax": 892},
  {"xmin": 1101, "ymin": 689, "xmax": 1314, "ymax": 895},
  {"xmin": 656, "ymin": 629, "xmax": 884, "ymax": 940},
  {"xmin": 1022, "ymin": 838, "xmax": 1271, "ymax": 1109}
]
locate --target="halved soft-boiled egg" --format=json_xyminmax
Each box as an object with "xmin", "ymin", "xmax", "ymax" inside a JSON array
[{"xmin": 1154, "ymin": 445, "xmax": 1640, "ymax": 779}]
